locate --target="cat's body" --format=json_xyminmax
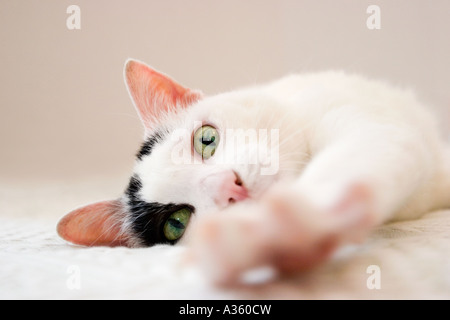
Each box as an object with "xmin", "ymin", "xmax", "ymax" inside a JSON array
[
  {"xmin": 58, "ymin": 60, "xmax": 450, "ymax": 283},
  {"xmin": 263, "ymin": 71, "xmax": 450, "ymax": 221}
]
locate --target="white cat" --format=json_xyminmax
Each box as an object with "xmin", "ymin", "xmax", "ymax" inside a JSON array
[{"xmin": 58, "ymin": 59, "xmax": 450, "ymax": 284}]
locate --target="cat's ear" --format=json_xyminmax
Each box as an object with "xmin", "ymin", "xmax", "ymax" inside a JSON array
[
  {"xmin": 124, "ymin": 59, "xmax": 203, "ymax": 131},
  {"xmin": 57, "ymin": 200, "xmax": 129, "ymax": 247}
]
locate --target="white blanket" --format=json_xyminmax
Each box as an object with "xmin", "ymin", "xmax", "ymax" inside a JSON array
[{"xmin": 1, "ymin": 178, "xmax": 449, "ymax": 299}]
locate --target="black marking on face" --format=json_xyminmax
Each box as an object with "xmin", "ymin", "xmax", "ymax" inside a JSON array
[
  {"xmin": 136, "ymin": 131, "xmax": 165, "ymax": 161},
  {"xmin": 125, "ymin": 175, "xmax": 142, "ymax": 201},
  {"xmin": 125, "ymin": 175, "xmax": 194, "ymax": 246}
]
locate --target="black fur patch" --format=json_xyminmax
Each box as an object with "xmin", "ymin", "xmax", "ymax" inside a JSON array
[
  {"xmin": 125, "ymin": 175, "xmax": 142, "ymax": 201},
  {"xmin": 125, "ymin": 175, "xmax": 194, "ymax": 246},
  {"xmin": 136, "ymin": 131, "xmax": 164, "ymax": 160}
]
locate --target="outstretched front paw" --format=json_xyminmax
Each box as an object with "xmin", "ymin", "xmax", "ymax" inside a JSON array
[{"xmin": 188, "ymin": 183, "xmax": 374, "ymax": 285}]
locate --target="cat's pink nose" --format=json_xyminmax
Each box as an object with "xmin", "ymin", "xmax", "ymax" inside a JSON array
[
  {"xmin": 204, "ymin": 171, "xmax": 248, "ymax": 208},
  {"xmin": 216, "ymin": 171, "xmax": 248, "ymax": 207}
]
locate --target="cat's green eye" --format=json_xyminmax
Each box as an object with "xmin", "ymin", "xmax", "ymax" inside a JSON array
[
  {"xmin": 193, "ymin": 125, "xmax": 220, "ymax": 159},
  {"xmin": 163, "ymin": 208, "xmax": 192, "ymax": 241}
]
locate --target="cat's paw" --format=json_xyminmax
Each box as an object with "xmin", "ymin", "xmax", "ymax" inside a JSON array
[
  {"xmin": 260, "ymin": 182, "xmax": 374, "ymax": 273},
  {"xmin": 188, "ymin": 182, "xmax": 374, "ymax": 285}
]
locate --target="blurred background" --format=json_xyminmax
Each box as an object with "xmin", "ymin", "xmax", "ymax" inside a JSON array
[{"xmin": 0, "ymin": 0, "xmax": 449, "ymax": 191}]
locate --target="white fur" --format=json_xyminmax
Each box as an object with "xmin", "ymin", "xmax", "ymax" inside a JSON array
[{"xmin": 134, "ymin": 71, "xmax": 450, "ymax": 229}]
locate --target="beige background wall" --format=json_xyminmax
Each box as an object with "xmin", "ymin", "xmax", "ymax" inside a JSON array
[{"xmin": 1, "ymin": 0, "xmax": 449, "ymax": 184}]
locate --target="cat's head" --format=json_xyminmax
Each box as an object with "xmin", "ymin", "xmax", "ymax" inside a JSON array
[{"xmin": 57, "ymin": 59, "xmax": 283, "ymax": 247}]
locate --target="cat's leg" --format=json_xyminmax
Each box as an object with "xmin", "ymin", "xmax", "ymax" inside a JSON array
[
  {"xmin": 189, "ymin": 128, "xmax": 436, "ymax": 284},
  {"xmin": 256, "ymin": 132, "xmax": 434, "ymax": 273}
]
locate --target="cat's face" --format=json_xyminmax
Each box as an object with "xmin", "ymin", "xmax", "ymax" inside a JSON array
[{"xmin": 57, "ymin": 59, "xmax": 284, "ymax": 247}]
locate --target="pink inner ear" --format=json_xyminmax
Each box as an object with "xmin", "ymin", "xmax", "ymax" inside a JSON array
[
  {"xmin": 125, "ymin": 59, "xmax": 203, "ymax": 129},
  {"xmin": 57, "ymin": 200, "xmax": 128, "ymax": 247}
]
